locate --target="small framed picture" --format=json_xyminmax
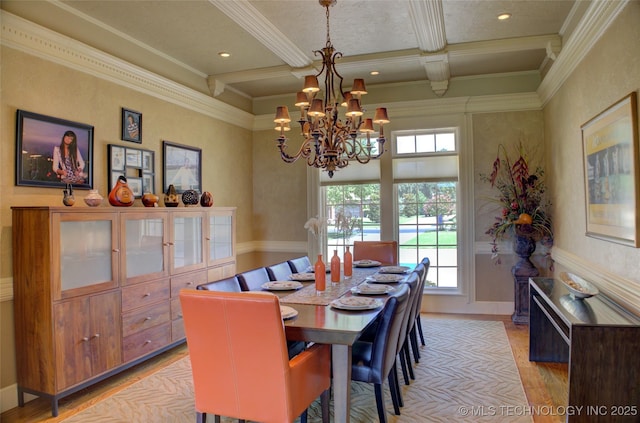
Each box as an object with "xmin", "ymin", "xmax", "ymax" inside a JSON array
[
  {"xmin": 163, "ymin": 141, "xmax": 202, "ymax": 194},
  {"xmin": 126, "ymin": 148, "xmax": 142, "ymax": 168},
  {"xmin": 142, "ymin": 151, "xmax": 153, "ymax": 172},
  {"xmin": 121, "ymin": 108, "xmax": 142, "ymax": 143},
  {"xmin": 142, "ymin": 174, "xmax": 153, "ymax": 194},
  {"xmin": 128, "ymin": 177, "xmax": 143, "ymax": 197},
  {"xmin": 110, "ymin": 145, "xmax": 125, "ymax": 171}
]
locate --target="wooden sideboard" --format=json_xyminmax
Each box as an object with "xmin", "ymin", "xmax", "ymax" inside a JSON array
[
  {"xmin": 12, "ymin": 206, "xmax": 236, "ymax": 416},
  {"xmin": 529, "ymin": 277, "xmax": 640, "ymax": 422}
]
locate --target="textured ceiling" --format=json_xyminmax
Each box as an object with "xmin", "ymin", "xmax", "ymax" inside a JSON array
[{"xmin": 1, "ymin": 0, "xmax": 581, "ymax": 100}]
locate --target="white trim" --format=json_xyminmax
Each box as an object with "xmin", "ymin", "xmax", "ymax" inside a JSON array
[
  {"xmin": 1, "ymin": 384, "xmax": 36, "ymax": 414},
  {"xmin": 0, "ymin": 11, "xmax": 254, "ymax": 130},
  {"xmin": 421, "ymin": 294, "xmax": 514, "ymax": 316},
  {"xmin": 0, "ymin": 278, "xmax": 13, "ymax": 303},
  {"xmin": 552, "ymin": 246, "xmax": 640, "ymax": 317}
]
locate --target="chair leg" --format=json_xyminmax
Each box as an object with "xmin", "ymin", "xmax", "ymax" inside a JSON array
[
  {"xmin": 409, "ymin": 326, "xmax": 420, "ymax": 362},
  {"xmin": 374, "ymin": 383, "xmax": 388, "ymax": 423},
  {"xmin": 399, "ymin": 349, "xmax": 410, "ymax": 385},
  {"xmin": 391, "ymin": 364, "xmax": 404, "ymax": 409},
  {"xmin": 417, "ymin": 316, "xmax": 426, "ymax": 346},
  {"xmin": 403, "ymin": 342, "xmax": 415, "ymax": 380},
  {"xmin": 196, "ymin": 412, "xmax": 205, "ymax": 423},
  {"xmin": 300, "ymin": 409, "xmax": 308, "ymax": 423},
  {"xmin": 320, "ymin": 389, "xmax": 330, "ymax": 423}
]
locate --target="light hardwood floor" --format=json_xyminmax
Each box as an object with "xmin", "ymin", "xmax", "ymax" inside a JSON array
[{"xmin": 1, "ymin": 313, "xmax": 568, "ymax": 423}]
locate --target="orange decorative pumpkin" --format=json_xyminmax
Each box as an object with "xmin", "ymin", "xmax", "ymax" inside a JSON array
[{"xmin": 514, "ymin": 213, "xmax": 533, "ymax": 225}]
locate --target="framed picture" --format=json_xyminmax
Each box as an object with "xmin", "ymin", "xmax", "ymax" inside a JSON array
[
  {"xmin": 581, "ymin": 92, "xmax": 639, "ymax": 246},
  {"xmin": 121, "ymin": 108, "xmax": 142, "ymax": 143},
  {"xmin": 108, "ymin": 144, "xmax": 155, "ymax": 199},
  {"xmin": 163, "ymin": 141, "xmax": 202, "ymax": 194},
  {"xmin": 15, "ymin": 109, "xmax": 93, "ymax": 189}
]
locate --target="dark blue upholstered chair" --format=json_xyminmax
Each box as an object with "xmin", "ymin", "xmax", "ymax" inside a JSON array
[
  {"xmin": 287, "ymin": 256, "xmax": 312, "ymax": 273},
  {"xmin": 266, "ymin": 261, "xmax": 294, "ymax": 281},
  {"xmin": 350, "ymin": 283, "xmax": 410, "ymax": 422}
]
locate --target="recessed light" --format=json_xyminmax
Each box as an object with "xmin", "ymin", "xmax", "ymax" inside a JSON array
[
  {"xmin": 218, "ymin": 51, "xmax": 231, "ymax": 58},
  {"xmin": 370, "ymin": 71, "xmax": 380, "ymax": 76},
  {"xmin": 497, "ymin": 13, "xmax": 511, "ymax": 20}
]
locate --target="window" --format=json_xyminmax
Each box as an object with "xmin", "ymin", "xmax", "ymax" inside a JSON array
[
  {"xmin": 324, "ymin": 183, "xmax": 380, "ymax": 257},
  {"xmin": 394, "ymin": 130, "xmax": 459, "ymax": 289}
]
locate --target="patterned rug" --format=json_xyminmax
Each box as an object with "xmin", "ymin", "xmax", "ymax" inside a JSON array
[{"xmin": 60, "ymin": 318, "xmax": 531, "ymax": 423}]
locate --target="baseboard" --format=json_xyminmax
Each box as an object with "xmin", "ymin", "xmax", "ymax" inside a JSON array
[
  {"xmin": 422, "ymin": 295, "xmax": 514, "ymax": 316},
  {"xmin": 1, "ymin": 383, "xmax": 36, "ymax": 414}
]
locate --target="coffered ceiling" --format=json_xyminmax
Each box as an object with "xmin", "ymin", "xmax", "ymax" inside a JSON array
[{"xmin": 2, "ymin": 0, "xmax": 585, "ymax": 104}]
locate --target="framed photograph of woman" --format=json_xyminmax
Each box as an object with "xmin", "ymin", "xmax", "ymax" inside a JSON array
[
  {"xmin": 163, "ymin": 141, "xmax": 201, "ymax": 194},
  {"xmin": 122, "ymin": 108, "xmax": 142, "ymax": 143},
  {"xmin": 15, "ymin": 109, "xmax": 93, "ymax": 189}
]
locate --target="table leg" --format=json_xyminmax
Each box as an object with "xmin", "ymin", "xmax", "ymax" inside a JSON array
[{"xmin": 332, "ymin": 344, "xmax": 352, "ymax": 423}]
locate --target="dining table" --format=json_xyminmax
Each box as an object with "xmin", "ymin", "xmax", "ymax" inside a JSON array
[{"xmin": 264, "ymin": 264, "xmax": 412, "ymax": 423}]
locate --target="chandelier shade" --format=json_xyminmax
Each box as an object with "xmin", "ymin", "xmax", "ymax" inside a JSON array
[{"xmin": 274, "ymin": 0, "xmax": 390, "ymax": 178}]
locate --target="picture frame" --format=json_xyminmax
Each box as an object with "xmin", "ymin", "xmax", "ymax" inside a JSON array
[
  {"xmin": 581, "ymin": 92, "xmax": 639, "ymax": 246},
  {"xmin": 108, "ymin": 144, "xmax": 155, "ymax": 199},
  {"xmin": 121, "ymin": 108, "xmax": 142, "ymax": 143},
  {"xmin": 163, "ymin": 141, "xmax": 202, "ymax": 194},
  {"xmin": 15, "ymin": 109, "xmax": 93, "ymax": 189}
]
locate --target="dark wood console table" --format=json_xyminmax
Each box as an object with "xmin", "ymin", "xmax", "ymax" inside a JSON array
[{"xmin": 529, "ymin": 277, "xmax": 640, "ymax": 422}]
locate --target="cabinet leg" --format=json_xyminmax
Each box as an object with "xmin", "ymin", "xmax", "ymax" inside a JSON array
[
  {"xmin": 51, "ymin": 397, "xmax": 59, "ymax": 417},
  {"xmin": 17, "ymin": 387, "xmax": 24, "ymax": 407}
]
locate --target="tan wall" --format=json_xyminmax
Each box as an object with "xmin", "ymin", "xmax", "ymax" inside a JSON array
[
  {"xmin": 544, "ymin": 2, "xmax": 640, "ymax": 308},
  {"xmin": 0, "ymin": 47, "xmax": 254, "ymax": 390}
]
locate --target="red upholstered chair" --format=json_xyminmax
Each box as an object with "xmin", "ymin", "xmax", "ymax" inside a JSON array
[
  {"xmin": 353, "ymin": 241, "xmax": 398, "ymax": 266},
  {"xmin": 180, "ymin": 290, "xmax": 331, "ymax": 423}
]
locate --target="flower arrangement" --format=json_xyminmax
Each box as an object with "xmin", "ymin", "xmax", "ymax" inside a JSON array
[
  {"xmin": 334, "ymin": 209, "xmax": 360, "ymax": 244},
  {"xmin": 480, "ymin": 142, "xmax": 553, "ymax": 263},
  {"xmin": 304, "ymin": 216, "xmax": 326, "ymax": 255}
]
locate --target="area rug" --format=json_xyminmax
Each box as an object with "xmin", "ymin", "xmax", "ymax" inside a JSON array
[{"xmin": 60, "ymin": 318, "xmax": 531, "ymax": 422}]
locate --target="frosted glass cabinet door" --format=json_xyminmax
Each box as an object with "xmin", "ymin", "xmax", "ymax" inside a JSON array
[
  {"xmin": 55, "ymin": 213, "xmax": 118, "ymax": 299},
  {"xmin": 208, "ymin": 213, "xmax": 233, "ymax": 264},
  {"xmin": 170, "ymin": 213, "xmax": 205, "ymax": 273},
  {"xmin": 123, "ymin": 213, "xmax": 169, "ymax": 284}
]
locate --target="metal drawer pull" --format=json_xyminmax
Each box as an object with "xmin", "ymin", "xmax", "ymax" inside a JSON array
[
  {"xmin": 144, "ymin": 340, "xmax": 152, "ymax": 345},
  {"xmin": 92, "ymin": 333, "xmax": 100, "ymax": 339},
  {"xmin": 145, "ymin": 316, "xmax": 152, "ymax": 321},
  {"xmin": 144, "ymin": 293, "xmax": 151, "ymax": 297},
  {"xmin": 82, "ymin": 337, "xmax": 89, "ymax": 342}
]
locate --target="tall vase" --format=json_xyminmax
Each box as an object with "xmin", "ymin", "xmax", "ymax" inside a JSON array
[
  {"xmin": 315, "ymin": 254, "xmax": 326, "ymax": 295},
  {"xmin": 512, "ymin": 234, "xmax": 539, "ymax": 325},
  {"xmin": 344, "ymin": 246, "xmax": 353, "ymax": 278},
  {"xmin": 330, "ymin": 250, "xmax": 341, "ymax": 284}
]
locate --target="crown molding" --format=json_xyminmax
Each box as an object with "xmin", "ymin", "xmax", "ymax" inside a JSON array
[
  {"xmin": 537, "ymin": 0, "xmax": 629, "ymax": 105},
  {"xmin": 254, "ymin": 91, "xmax": 541, "ymax": 131},
  {"xmin": 208, "ymin": 0, "xmax": 310, "ymax": 68},
  {"xmin": 0, "ymin": 11, "xmax": 254, "ymax": 130}
]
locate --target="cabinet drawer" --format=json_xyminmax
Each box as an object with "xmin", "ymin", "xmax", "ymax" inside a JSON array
[
  {"xmin": 207, "ymin": 263, "xmax": 236, "ymax": 283},
  {"xmin": 122, "ymin": 301, "xmax": 170, "ymax": 337},
  {"xmin": 121, "ymin": 279, "xmax": 170, "ymax": 312},
  {"xmin": 170, "ymin": 270, "xmax": 207, "ymax": 297},
  {"xmin": 122, "ymin": 323, "xmax": 171, "ymax": 363},
  {"xmin": 172, "ymin": 318, "xmax": 185, "ymax": 342},
  {"xmin": 171, "ymin": 297, "xmax": 183, "ymax": 321}
]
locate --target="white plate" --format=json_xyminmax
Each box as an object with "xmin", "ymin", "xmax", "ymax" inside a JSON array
[
  {"xmin": 353, "ymin": 260, "xmax": 382, "ymax": 268},
  {"xmin": 289, "ymin": 273, "xmax": 315, "ymax": 281},
  {"xmin": 305, "ymin": 266, "xmax": 331, "ymax": 273},
  {"xmin": 330, "ymin": 297, "xmax": 383, "ymax": 310},
  {"xmin": 261, "ymin": 281, "xmax": 304, "ymax": 291},
  {"xmin": 280, "ymin": 305, "xmax": 298, "ymax": 320},
  {"xmin": 366, "ymin": 274, "xmax": 406, "ymax": 283},
  {"xmin": 351, "ymin": 284, "xmax": 395, "ymax": 295},
  {"xmin": 559, "ymin": 272, "xmax": 599, "ymax": 299},
  {"xmin": 379, "ymin": 266, "xmax": 411, "ymax": 274}
]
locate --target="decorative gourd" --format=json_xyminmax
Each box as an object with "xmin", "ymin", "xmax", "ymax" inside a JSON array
[{"xmin": 108, "ymin": 176, "xmax": 134, "ymax": 207}]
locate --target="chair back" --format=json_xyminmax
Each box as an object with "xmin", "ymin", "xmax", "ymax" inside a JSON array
[
  {"xmin": 287, "ymin": 256, "xmax": 312, "ymax": 273},
  {"xmin": 196, "ymin": 276, "xmax": 241, "ymax": 292},
  {"xmin": 353, "ymin": 241, "xmax": 398, "ymax": 266},
  {"xmin": 180, "ymin": 290, "xmax": 330, "ymax": 422},
  {"xmin": 267, "ymin": 261, "xmax": 294, "ymax": 281},
  {"xmin": 398, "ymin": 272, "xmax": 419, "ymax": 350},
  {"xmin": 237, "ymin": 267, "xmax": 270, "ymax": 291},
  {"xmin": 351, "ymin": 283, "xmax": 410, "ymax": 383}
]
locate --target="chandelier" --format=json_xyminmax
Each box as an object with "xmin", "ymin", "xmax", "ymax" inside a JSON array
[{"xmin": 274, "ymin": 0, "xmax": 390, "ymax": 178}]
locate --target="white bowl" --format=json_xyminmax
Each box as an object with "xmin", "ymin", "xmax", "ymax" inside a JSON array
[{"xmin": 559, "ymin": 272, "xmax": 599, "ymax": 299}]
